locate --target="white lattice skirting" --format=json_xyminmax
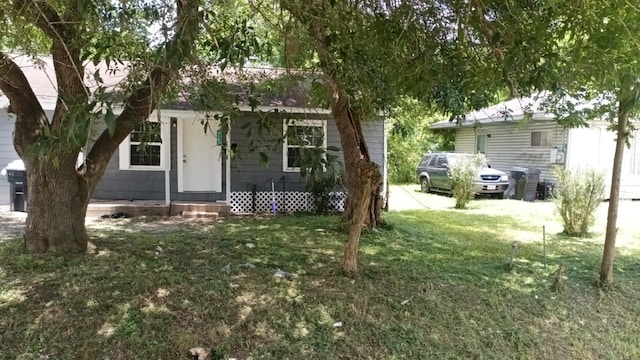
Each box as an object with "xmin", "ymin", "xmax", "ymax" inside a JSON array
[{"xmin": 230, "ymin": 191, "xmax": 346, "ymax": 213}]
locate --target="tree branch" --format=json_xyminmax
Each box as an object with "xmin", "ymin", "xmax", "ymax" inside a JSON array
[
  {"xmin": 14, "ymin": 0, "xmax": 63, "ymax": 39},
  {"xmin": 0, "ymin": 51, "xmax": 49, "ymax": 158},
  {"xmin": 84, "ymin": 0, "xmax": 199, "ymax": 183},
  {"xmin": 468, "ymin": 0, "xmax": 519, "ymax": 98}
]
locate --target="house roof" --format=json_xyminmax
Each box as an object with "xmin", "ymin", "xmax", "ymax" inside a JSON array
[
  {"xmin": 430, "ymin": 93, "xmax": 556, "ymax": 129},
  {"xmin": 0, "ymin": 54, "xmax": 327, "ymax": 114}
]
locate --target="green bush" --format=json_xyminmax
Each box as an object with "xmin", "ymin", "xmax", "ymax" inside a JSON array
[
  {"xmin": 553, "ymin": 167, "xmax": 605, "ymax": 237},
  {"xmin": 306, "ymin": 168, "xmax": 345, "ymax": 214},
  {"xmin": 450, "ymin": 154, "xmax": 485, "ymax": 209}
]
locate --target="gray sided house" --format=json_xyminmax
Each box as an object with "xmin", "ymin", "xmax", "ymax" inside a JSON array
[
  {"xmin": 431, "ymin": 96, "xmax": 640, "ymax": 199},
  {"xmin": 0, "ymin": 56, "xmax": 387, "ymax": 211}
]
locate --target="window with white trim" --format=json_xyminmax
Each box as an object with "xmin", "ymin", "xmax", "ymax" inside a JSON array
[
  {"xmin": 119, "ymin": 118, "xmax": 170, "ymax": 171},
  {"xmin": 283, "ymin": 119, "xmax": 327, "ymax": 172}
]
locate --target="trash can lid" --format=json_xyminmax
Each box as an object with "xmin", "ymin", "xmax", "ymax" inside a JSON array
[{"xmin": 1, "ymin": 159, "xmax": 25, "ymax": 176}]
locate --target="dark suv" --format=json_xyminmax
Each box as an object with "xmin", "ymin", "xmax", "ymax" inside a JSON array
[{"xmin": 416, "ymin": 152, "xmax": 509, "ymax": 197}]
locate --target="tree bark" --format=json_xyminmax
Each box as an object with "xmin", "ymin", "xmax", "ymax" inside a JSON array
[
  {"xmin": 331, "ymin": 100, "xmax": 383, "ymax": 273},
  {"xmin": 599, "ymin": 101, "xmax": 629, "ymax": 285},
  {"xmin": 1, "ymin": 0, "xmax": 200, "ymax": 254},
  {"xmin": 23, "ymin": 154, "xmax": 90, "ymax": 253}
]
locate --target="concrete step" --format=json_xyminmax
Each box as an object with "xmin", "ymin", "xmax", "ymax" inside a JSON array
[
  {"xmin": 170, "ymin": 201, "xmax": 230, "ymax": 217},
  {"xmin": 180, "ymin": 210, "xmax": 219, "ymax": 218}
]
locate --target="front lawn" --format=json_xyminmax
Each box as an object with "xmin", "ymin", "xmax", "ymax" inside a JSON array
[{"xmin": 1, "ymin": 208, "xmax": 639, "ymax": 359}]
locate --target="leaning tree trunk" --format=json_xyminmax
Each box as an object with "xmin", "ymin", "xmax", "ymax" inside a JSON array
[
  {"xmin": 599, "ymin": 103, "xmax": 629, "ymax": 285},
  {"xmin": 332, "ymin": 104, "xmax": 384, "ymax": 273},
  {"xmin": 23, "ymin": 154, "xmax": 91, "ymax": 253},
  {"xmin": 338, "ymin": 110, "xmax": 384, "ymax": 229}
]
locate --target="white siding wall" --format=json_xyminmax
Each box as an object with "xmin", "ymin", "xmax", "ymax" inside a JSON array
[
  {"xmin": 454, "ymin": 120, "xmax": 568, "ymax": 182},
  {"xmin": 455, "ymin": 129, "xmax": 475, "ymax": 153},
  {"xmin": 566, "ymin": 125, "xmax": 640, "ymax": 199},
  {"xmin": 0, "ymin": 110, "xmax": 19, "ymax": 205}
]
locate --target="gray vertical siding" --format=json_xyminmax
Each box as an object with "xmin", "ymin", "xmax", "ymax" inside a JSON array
[{"xmin": 454, "ymin": 119, "xmax": 568, "ymax": 182}]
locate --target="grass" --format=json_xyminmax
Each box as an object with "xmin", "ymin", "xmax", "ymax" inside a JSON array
[{"xmin": 1, "ymin": 205, "xmax": 640, "ymax": 359}]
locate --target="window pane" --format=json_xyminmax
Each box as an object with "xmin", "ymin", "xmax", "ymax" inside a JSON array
[
  {"xmin": 289, "ymin": 125, "xmax": 323, "ymax": 147},
  {"xmin": 531, "ymin": 131, "xmax": 542, "ymax": 146},
  {"xmin": 531, "ymin": 131, "xmax": 552, "ymax": 147},
  {"xmin": 287, "ymin": 147, "xmax": 301, "ymax": 168},
  {"xmin": 476, "ymin": 135, "xmax": 487, "ymax": 153},
  {"xmin": 131, "ymin": 122, "xmax": 162, "ymax": 143},
  {"xmin": 130, "ymin": 144, "xmax": 161, "ymax": 166}
]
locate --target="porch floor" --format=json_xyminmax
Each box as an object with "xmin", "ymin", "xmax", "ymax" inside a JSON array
[{"xmin": 86, "ymin": 199, "xmax": 230, "ymax": 218}]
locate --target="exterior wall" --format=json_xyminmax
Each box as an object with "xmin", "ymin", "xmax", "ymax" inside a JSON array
[
  {"xmin": 93, "ymin": 151, "xmax": 166, "ymax": 201},
  {"xmin": 230, "ymin": 115, "xmax": 385, "ymax": 193},
  {"xmin": 566, "ymin": 125, "xmax": 640, "ymax": 199},
  {"xmin": 454, "ymin": 120, "xmax": 569, "ymax": 182},
  {"xmin": 93, "ymin": 116, "xmax": 226, "ymax": 201},
  {"xmin": 0, "ymin": 110, "xmax": 19, "ymax": 205},
  {"xmin": 93, "ymin": 110, "xmax": 386, "ymax": 206}
]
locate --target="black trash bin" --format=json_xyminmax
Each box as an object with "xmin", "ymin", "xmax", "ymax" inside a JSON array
[
  {"xmin": 7, "ymin": 169, "xmax": 27, "ymax": 212},
  {"xmin": 536, "ymin": 181, "xmax": 554, "ymax": 200},
  {"xmin": 510, "ymin": 167, "xmax": 540, "ymax": 202}
]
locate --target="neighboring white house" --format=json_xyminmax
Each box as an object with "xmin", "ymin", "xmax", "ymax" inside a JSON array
[{"xmin": 430, "ymin": 95, "xmax": 640, "ymax": 199}]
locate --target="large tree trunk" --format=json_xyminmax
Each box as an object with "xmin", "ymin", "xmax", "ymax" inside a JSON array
[
  {"xmin": 23, "ymin": 154, "xmax": 91, "ymax": 253},
  {"xmin": 599, "ymin": 102, "xmax": 629, "ymax": 285},
  {"xmin": 334, "ymin": 107, "xmax": 383, "ymax": 229},
  {"xmin": 332, "ymin": 103, "xmax": 383, "ymax": 273}
]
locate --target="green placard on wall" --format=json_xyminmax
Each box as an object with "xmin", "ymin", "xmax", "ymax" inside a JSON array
[{"xmin": 216, "ymin": 129, "xmax": 223, "ymax": 146}]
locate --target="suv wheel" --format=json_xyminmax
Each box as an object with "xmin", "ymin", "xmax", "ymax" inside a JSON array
[{"xmin": 420, "ymin": 177, "xmax": 431, "ymax": 193}]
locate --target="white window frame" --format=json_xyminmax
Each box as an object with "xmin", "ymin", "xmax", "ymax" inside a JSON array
[
  {"xmin": 476, "ymin": 134, "xmax": 487, "ymax": 154},
  {"xmin": 531, "ymin": 130, "xmax": 553, "ymax": 147},
  {"xmin": 119, "ymin": 116, "xmax": 171, "ymax": 171},
  {"xmin": 282, "ymin": 119, "xmax": 327, "ymax": 172}
]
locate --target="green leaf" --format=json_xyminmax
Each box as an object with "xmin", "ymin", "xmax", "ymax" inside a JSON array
[
  {"xmin": 259, "ymin": 152, "xmax": 269, "ymax": 165},
  {"xmin": 104, "ymin": 108, "xmax": 117, "ymax": 137}
]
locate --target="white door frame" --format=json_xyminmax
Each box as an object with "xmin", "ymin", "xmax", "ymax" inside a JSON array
[{"xmin": 177, "ymin": 117, "xmax": 222, "ymax": 193}]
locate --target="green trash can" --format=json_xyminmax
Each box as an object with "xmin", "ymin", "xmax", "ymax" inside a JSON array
[{"xmin": 510, "ymin": 167, "xmax": 540, "ymax": 202}]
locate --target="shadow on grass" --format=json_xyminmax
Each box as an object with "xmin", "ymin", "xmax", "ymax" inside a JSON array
[{"xmin": 0, "ymin": 212, "xmax": 639, "ymax": 359}]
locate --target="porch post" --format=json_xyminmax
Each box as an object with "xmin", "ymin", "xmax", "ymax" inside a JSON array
[
  {"xmin": 164, "ymin": 116, "xmax": 172, "ymax": 206},
  {"xmin": 225, "ymin": 125, "xmax": 232, "ymax": 205}
]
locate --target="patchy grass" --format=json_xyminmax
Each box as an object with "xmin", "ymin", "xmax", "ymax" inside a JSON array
[{"xmin": 1, "ymin": 209, "xmax": 640, "ymax": 360}]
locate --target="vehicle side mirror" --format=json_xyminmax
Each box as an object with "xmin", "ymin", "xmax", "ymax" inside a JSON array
[
  {"xmin": 487, "ymin": 164, "xmax": 492, "ymax": 168},
  {"xmin": 440, "ymin": 163, "xmax": 448, "ymax": 168}
]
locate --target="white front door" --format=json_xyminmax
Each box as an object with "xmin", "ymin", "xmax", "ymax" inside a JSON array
[{"xmin": 179, "ymin": 119, "xmax": 222, "ymax": 192}]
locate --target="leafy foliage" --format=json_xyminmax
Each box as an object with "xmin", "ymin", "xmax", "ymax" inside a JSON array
[
  {"xmin": 450, "ymin": 153, "xmax": 486, "ymax": 209},
  {"xmin": 553, "ymin": 167, "xmax": 605, "ymax": 238},
  {"xmin": 387, "ymin": 97, "xmax": 454, "ymax": 184}
]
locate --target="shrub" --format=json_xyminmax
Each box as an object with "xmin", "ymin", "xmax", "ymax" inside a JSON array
[
  {"xmin": 450, "ymin": 153, "xmax": 485, "ymax": 209},
  {"xmin": 553, "ymin": 167, "xmax": 605, "ymax": 237},
  {"xmin": 306, "ymin": 168, "xmax": 345, "ymax": 214}
]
